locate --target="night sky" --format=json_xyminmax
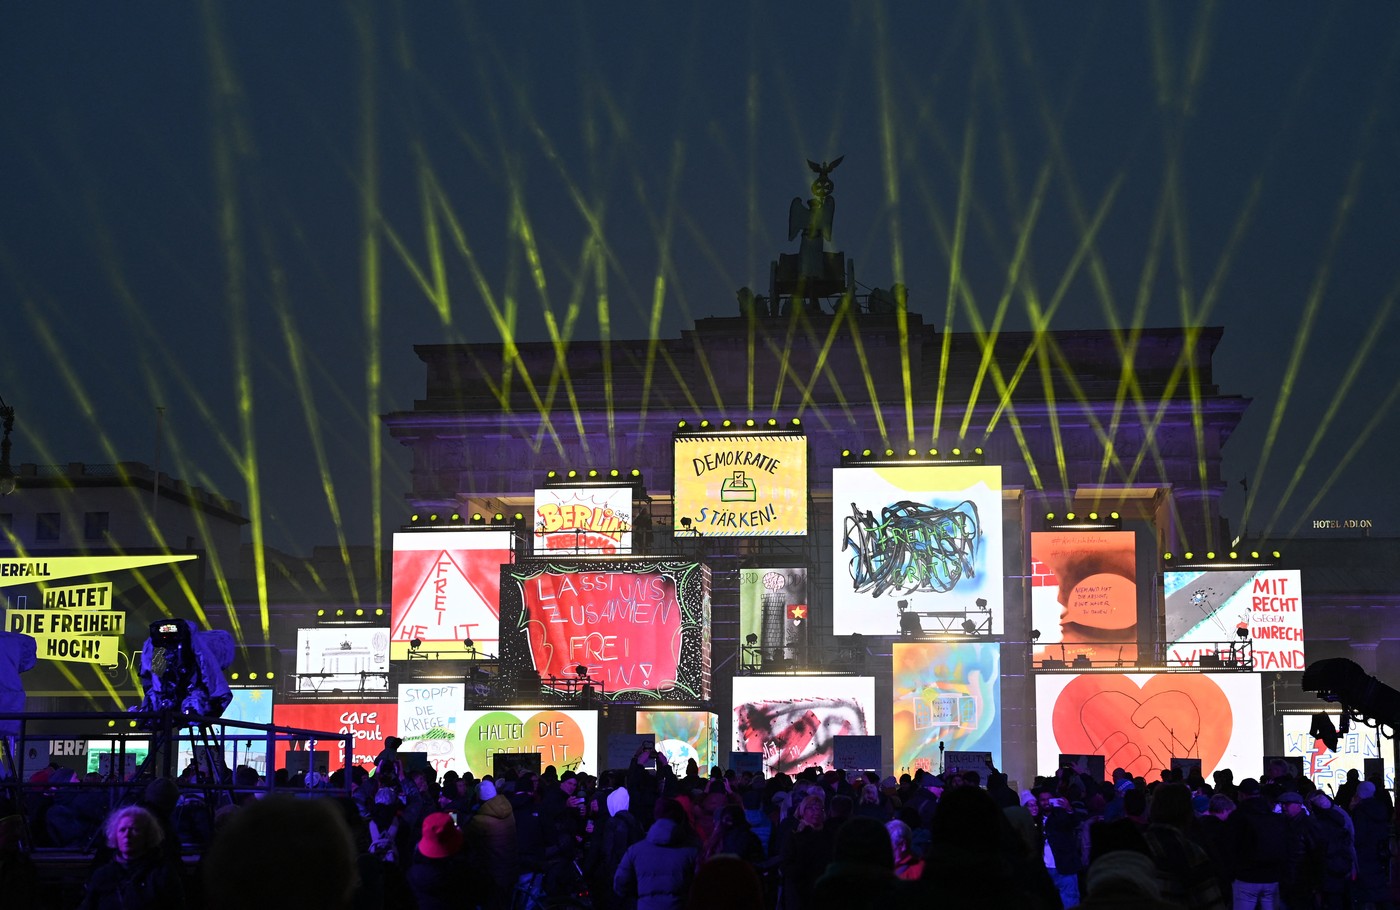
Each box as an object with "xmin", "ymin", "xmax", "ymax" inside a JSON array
[{"xmin": 3, "ymin": 2, "xmax": 1398, "ymax": 555}]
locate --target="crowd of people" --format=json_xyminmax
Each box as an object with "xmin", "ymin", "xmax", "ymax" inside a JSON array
[{"xmin": 0, "ymin": 742, "xmax": 1395, "ymax": 910}]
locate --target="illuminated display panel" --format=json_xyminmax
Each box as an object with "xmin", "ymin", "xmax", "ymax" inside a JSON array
[
  {"xmin": 731, "ymin": 676, "xmax": 876, "ymax": 776},
  {"xmin": 1164, "ymin": 569, "xmax": 1305, "ymax": 672},
  {"xmin": 390, "ymin": 530, "xmax": 514, "ymax": 661},
  {"xmin": 673, "ymin": 434, "xmax": 808, "ymax": 536},
  {"xmin": 295, "ymin": 627, "xmax": 390, "ymax": 693},
  {"xmin": 1281, "ymin": 712, "xmax": 1395, "ymax": 791},
  {"xmin": 176, "ymin": 686, "xmax": 275, "ymax": 775},
  {"xmin": 500, "ymin": 558, "xmax": 711, "ymax": 702},
  {"xmin": 831, "ymin": 465, "xmax": 1003, "ymax": 636},
  {"xmin": 1030, "ymin": 531, "xmax": 1138, "ymax": 664},
  {"xmin": 533, "ymin": 486, "xmax": 633, "ymax": 554},
  {"xmin": 460, "ymin": 708, "xmax": 598, "ymax": 777},
  {"xmin": 636, "ymin": 710, "xmax": 719, "ymax": 775},
  {"xmin": 892, "ymin": 642, "xmax": 1001, "ymax": 775},
  {"xmin": 1, "ymin": 553, "xmax": 202, "ymax": 704},
  {"xmin": 738, "ymin": 567, "xmax": 809, "ymax": 661},
  {"xmin": 397, "ymin": 682, "xmax": 466, "ymax": 775},
  {"xmin": 1035, "ymin": 673, "xmax": 1263, "ymax": 782},
  {"xmin": 271, "ymin": 702, "xmax": 399, "ymax": 773}
]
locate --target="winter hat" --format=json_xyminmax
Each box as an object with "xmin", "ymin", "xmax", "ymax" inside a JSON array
[
  {"xmin": 418, "ymin": 812, "xmax": 463, "ymax": 859},
  {"xmin": 1086, "ymin": 850, "xmax": 1162, "ymax": 898},
  {"xmin": 477, "ymin": 780, "xmax": 497, "ymax": 801}
]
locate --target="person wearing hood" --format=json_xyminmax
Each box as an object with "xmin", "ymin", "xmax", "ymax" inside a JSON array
[
  {"xmin": 585, "ymin": 787, "xmax": 644, "ymax": 910},
  {"xmin": 1350, "ymin": 781, "xmax": 1393, "ymax": 909},
  {"xmin": 614, "ymin": 798, "xmax": 699, "ymax": 910},
  {"xmin": 467, "ymin": 779, "xmax": 516, "ymax": 910}
]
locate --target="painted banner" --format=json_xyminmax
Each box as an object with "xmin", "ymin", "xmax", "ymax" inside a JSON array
[
  {"xmin": 533, "ymin": 486, "xmax": 633, "ymax": 554},
  {"xmin": 500, "ymin": 559, "xmax": 711, "ymax": 701},
  {"xmin": 832, "ymin": 465, "xmax": 1003, "ymax": 635},
  {"xmin": 1035, "ymin": 673, "xmax": 1263, "ymax": 782},
  {"xmin": 1030, "ymin": 531, "xmax": 1138, "ymax": 665},
  {"xmin": 1281, "ymin": 712, "xmax": 1395, "ymax": 792},
  {"xmin": 673, "ymin": 434, "xmax": 807, "ymax": 536},
  {"xmin": 398, "ymin": 683, "xmax": 465, "ymax": 774},
  {"xmin": 390, "ymin": 530, "xmax": 514, "ymax": 661},
  {"xmin": 732, "ymin": 675, "xmax": 876, "ymax": 776},
  {"xmin": 892, "ymin": 642, "xmax": 1001, "ymax": 775},
  {"xmin": 636, "ymin": 710, "xmax": 719, "ymax": 775},
  {"xmin": 738, "ymin": 567, "xmax": 808, "ymax": 661},
  {"xmin": 1164, "ymin": 569, "xmax": 1305, "ymax": 672},
  {"xmin": 460, "ymin": 709, "xmax": 598, "ymax": 776},
  {"xmin": 294, "ymin": 627, "xmax": 390, "ymax": 693},
  {"xmin": 271, "ymin": 702, "xmax": 398, "ymax": 773}
]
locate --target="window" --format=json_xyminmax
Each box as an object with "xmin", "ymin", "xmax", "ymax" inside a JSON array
[
  {"xmin": 84, "ymin": 511, "xmax": 110, "ymax": 541},
  {"xmin": 36, "ymin": 512, "xmax": 61, "ymax": 541}
]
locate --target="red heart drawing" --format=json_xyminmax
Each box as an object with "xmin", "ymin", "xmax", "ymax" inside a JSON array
[{"xmin": 1052, "ymin": 674, "xmax": 1233, "ymax": 781}]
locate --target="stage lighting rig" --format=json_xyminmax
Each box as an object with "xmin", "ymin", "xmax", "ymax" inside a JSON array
[{"xmin": 1302, "ymin": 658, "xmax": 1400, "ymax": 735}]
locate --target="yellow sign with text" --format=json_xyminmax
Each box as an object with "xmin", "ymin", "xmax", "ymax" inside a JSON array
[
  {"xmin": 41, "ymin": 581, "xmax": 115, "ymax": 609},
  {"xmin": 673, "ymin": 434, "xmax": 808, "ymax": 536}
]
